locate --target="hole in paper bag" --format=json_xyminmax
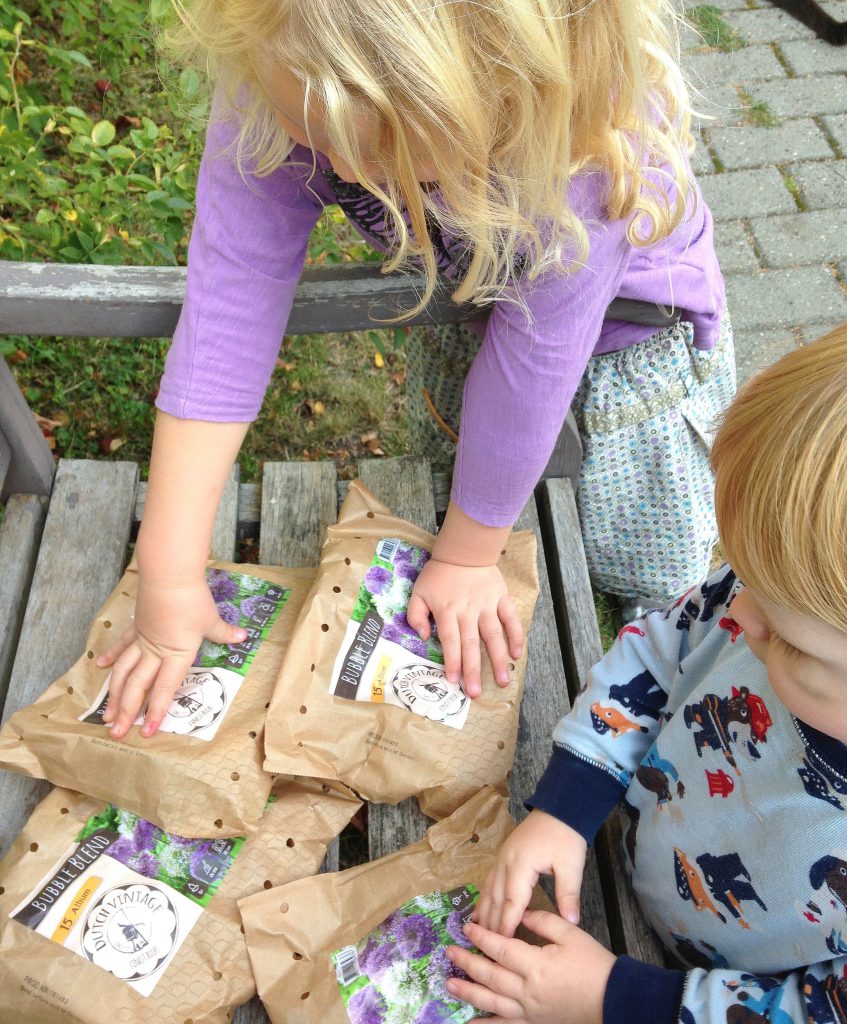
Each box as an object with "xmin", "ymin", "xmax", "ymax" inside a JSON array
[
  {"xmin": 249, "ymin": 731, "xmax": 257, "ymax": 739},
  {"xmin": 60, "ymin": 807, "xmax": 69, "ymax": 814},
  {"xmin": 344, "ymin": 557, "xmax": 351, "ymax": 565},
  {"xmin": 321, "ymin": 784, "xmax": 330, "ymax": 793},
  {"xmin": 310, "ymin": 663, "xmax": 315, "ymax": 672},
  {"xmin": 320, "ymin": 623, "xmax": 329, "ymax": 632},
  {"xmin": 280, "ymin": 902, "xmax": 290, "ymax": 913},
  {"xmin": 103, "ymin": 620, "xmax": 111, "ymax": 629},
  {"xmin": 0, "ymin": 886, "xmax": 4, "ymax": 895},
  {"xmin": 265, "ymin": 702, "xmax": 270, "ymax": 709},
  {"xmin": 214, "ymin": 819, "xmax": 223, "ymax": 829},
  {"xmin": 299, "ymin": 706, "xmax": 307, "ymax": 714},
  {"xmin": 263, "ymin": 880, "xmax": 272, "ymax": 889},
  {"xmin": 286, "ymin": 838, "xmax": 295, "ymax": 848},
  {"xmin": 240, "ymin": 924, "xmax": 245, "ymax": 934},
  {"xmin": 366, "ymin": 511, "xmax": 375, "ymax": 519},
  {"xmin": 230, "ymin": 772, "xmax": 240, "ymax": 781},
  {"xmin": 469, "ymin": 833, "xmax": 480, "ymax": 844},
  {"xmin": 497, "ymin": 741, "xmax": 505, "ymax": 750},
  {"xmin": 29, "ymin": 843, "xmax": 39, "ymax": 853},
  {"xmin": 87, "ymin": 651, "xmax": 94, "ymax": 659},
  {"xmin": 66, "ymin": 686, "xmax": 73, "ymax": 695},
  {"xmin": 300, "ymin": 992, "xmax": 310, "ymax": 1000},
  {"xmin": 332, "ymin": 585, "xmax": 341, "ymax": 593},
  {"xmin": 213, "ymin": 971, "xmax": 222, "ymax": 981},
  {"xmin": 292, "ymin": 952, "xmax": 303, "ymax": 961},
  {"xmin": 509, "ymin": 662, "xmax": 515, "ymax": 671}
]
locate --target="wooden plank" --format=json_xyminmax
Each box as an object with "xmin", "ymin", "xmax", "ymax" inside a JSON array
[
  {"xmin": 0, "ymin": 460, "xmax": 138, "ymax": 857},
  {"xmin": 259, "ymin": 462, "xmax": 337, "ymax": 566},
  {"xmin": 511, "ymin": 494, "xmax": 611, "ymax": 949},
  {"xmin": 232, "ymin": 462, "xmax": 338, "ymax": 1024},
  {"xmin": 541, "ymin": 409, "xmax": 582, "ymax": 487},
  {"xmin": 0, "ymin": 357, "xmax": 54, "ymax": 498},
  {"xmin": 0, "ymin": 431, "xmax": 10, "ymax": 496},
  {"xmin": 538, "ymin": 478, "xmax": 665, "ymax": 964},
  {"xmin": 0, "ymin": 259, "xmax": 679, "ymax": 339},
  {"xmin": 0, "ymin": 495, "xmax": 48, "ymax": 717},
  {"xmin": 357, "ymin": 457, "xmax": 436, "ymax": 857}
]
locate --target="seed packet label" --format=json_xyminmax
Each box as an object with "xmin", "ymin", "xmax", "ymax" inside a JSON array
[
  {"xmin": 10, "ymin": 805, "xmax": 244, "ymax": 997},
  {"xmin": 330, "ymin": 885, "xmax": 484, "ymax": 1023},
  {"xmin": 329, "ymin": 538, "xmax": 471, "ymax": 730},
  {"xmin": 80, "ymin": 569, "xmax": 290, "ymax": 741}
]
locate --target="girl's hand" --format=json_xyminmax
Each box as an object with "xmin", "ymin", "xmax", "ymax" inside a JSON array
[
  {"xmin": 406, "ymin": 558, "xmax": 523, "ymax": 698},
  {"xmin": 96, "ymin": 575, "xmax": 247, "ymax": 740},
  {"xmin": 475, "ymin": 809, "xmax": 588, "ymax": 937},
  {"xmin": 446, "ymin": 911, "xmax": 615, "ymax": 1024}
]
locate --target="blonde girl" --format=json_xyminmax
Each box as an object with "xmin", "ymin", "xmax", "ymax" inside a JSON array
[{"xmin": 99, "ymin": 0, "xmax": 732, "ymax": 738}]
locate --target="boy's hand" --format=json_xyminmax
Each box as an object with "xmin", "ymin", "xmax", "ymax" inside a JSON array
[
  {"xmin": 406, "ymin": 558, "xmax": 523, "ymax": 698},
  {"xmin": 96, "ymin": 575, "xmax": 247, "ymax": 740},
  {"xmin": 476, "ymin": 809, "xmax": 588, "ymax": 936},
  {"xmin": 446, "ymin": 911, "xmax": 615, "ymax": 1024}
]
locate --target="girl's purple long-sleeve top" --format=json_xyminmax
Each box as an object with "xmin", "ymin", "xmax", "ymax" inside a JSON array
[{"xmin": 157, "ymin": 108, "xmax": 725, "ymax": 528}]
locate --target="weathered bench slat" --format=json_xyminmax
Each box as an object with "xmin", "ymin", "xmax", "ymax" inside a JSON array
[
  {"xmin": 0, "ymin": 356, "xmax": 55, "ymax": 498},
  {"xmin": 259, "ymin": 462, "xmax": 337, "ymax": 567},
  {"xmin": 0, "ymin": 461, "xmax": 138, "ymax": 856},
  {"xmin": 0, "ymin": 260, "xmax": 679, "ymax": 339},
  {"xmin": 0, "ymin": 495, "xmax": 48, "ymax": 717},
  {"xmin": 209, "ymin": 466, "xmax": 241, "ymax": 562},
  {"xmin": 357, "ymin": 457, "xmax": 437, "ymax": 858},
  {"xmin": 539, "ymin": 477, "xmax": 666, "ymax": 965}
]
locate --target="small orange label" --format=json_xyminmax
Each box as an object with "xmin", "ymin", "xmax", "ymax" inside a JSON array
[
  {"xmin": 371, "ymin": 656, "xmax": 391, "ymax": 703},
  {"xmin": 50, "ymin": 877, "xmax": 102, "ymax": 945}
]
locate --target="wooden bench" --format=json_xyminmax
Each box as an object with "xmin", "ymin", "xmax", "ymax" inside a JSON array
[{"xmin": 0, "ymin": 259, "xmax": 668, "ymax": 1021}]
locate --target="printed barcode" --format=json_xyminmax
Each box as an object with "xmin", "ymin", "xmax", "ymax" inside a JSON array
[
  {"xmin": 335, "ymin": 945, "xmax": 361, "ymax": 986},
  {"xmin": 376, "ymin": 537, "xmax": 401, "ymax": 563}
]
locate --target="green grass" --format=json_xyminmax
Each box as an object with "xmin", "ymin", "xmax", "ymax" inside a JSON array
[
  {"xmin": 686, "ymin": 4, "xmax": 745, "ymax": 51},
  {"xmin": 738, "ymin": 90, "xmax": 778, "ymax": 128}
]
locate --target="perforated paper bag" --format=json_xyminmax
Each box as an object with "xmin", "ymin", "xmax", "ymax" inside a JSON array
[
  {"xmin": 0, "ymin": 778, "xmax": 359, "ymax": 1023},
  {"xmin": 239, "ymin": 787, "xmax": 551, "ymax": 1024},
  {"xmin": 263, "ymin": 482, "xmax": 539, "ymax": 817},
  {"xmin": 0, "ymin": 561, "xmax": 314, "ymax": 837}
]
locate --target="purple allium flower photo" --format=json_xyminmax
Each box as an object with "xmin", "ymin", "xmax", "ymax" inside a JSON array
[
  {"xmin": 425, "ymin": 947, "xmax": 470, "ymax": 1003},
  {"xmin": 364, "ymin": 564, "xmax": 392, "ymax": 596},
  {"xmin": 129, "ymin": 850, "xmax": 160, "ymax": 879},
  {"xmin": 207, "ymin": 570, "xmax": 238, "ymax": 602},
  {"xmin": 106, "ymin": 836, "xmax": 136, "ymax": 865},
  {"xmin": 348, "ymin": 983, "xmax": 387, "ymax": 1024},
  {"xmin": 240, "ymin": 594, "xmax": 263, "ymax": 618},
  {"xmin": 358, "ymin": 934, "xmax": 396, "ymax": 982},
  {"xmin": 216, "ymin": 601, "xmax": 240, "ymax": 626},
  {"xmin": 189, "ymin": 841, "xmax": 213, "ymax": 878},
  {"xmin": 415, "ymin": 1001, "xmax": 456, "ymax": 1024},
  {"xmin": 132, "ymin": 817, "xmax": 158, "ymax": 852},
  {"xmin": 394, "ymin": 913, "xmax": 438, "ymax": 960},
  {"xmin": 444, "ymin": 909, "xmax": 474, "ymax": 948},
  {"xmin": 382, "ymin": 620, "xmax": 429, "ymax": 660}
]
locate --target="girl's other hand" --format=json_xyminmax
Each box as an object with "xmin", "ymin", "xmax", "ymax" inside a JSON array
[
  {"xmin": 96, "ymin": 575, "xmax": 247, "ymax": 740},
  {"xmin": 475, "ymin": 809, "xmax": 588, "ymax": 937},
  {"xmin": 406, "ymin": 558, "xmax": 522, "ymax": 698}
]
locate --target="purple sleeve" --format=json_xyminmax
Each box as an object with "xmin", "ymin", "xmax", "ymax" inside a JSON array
[
  {"xmin": 156, "ymin": 101, "xmax": 324, "ymax": 422},
  {"xmin": 451, "ymin": 175, "xmax": 632, "ymax": 527}
]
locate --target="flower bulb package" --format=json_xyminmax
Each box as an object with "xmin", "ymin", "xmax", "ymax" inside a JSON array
[
  {"xmin": 0, "ymin": 561, "xmax": 315, "ymax": 837},
  {"xmin": 0, "ymin": 779, "xmax": 360, "ymax": 1023},
  {"xmin": 263, "ymin": 482, "xmax": 539, "ymax": 818},
  {"xmin": 238, "ymin": 787, "xmax": 551, "ymax": 1024}
]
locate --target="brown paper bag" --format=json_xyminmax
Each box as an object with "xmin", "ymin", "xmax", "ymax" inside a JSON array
[
  {"xmin": 263, "ymin": 482, "xmax": 539, "ymax": 817},
  {"xmin": 0, "ymin": 561, "xmax": 314, "ymax": 837},
  {"xmin": 239, "ymin": 787, "xmax": 550, "ymax": 1024},
  {"xmin": 0, "ymin": 778, "xmax": 359, "ymax": 1023}
]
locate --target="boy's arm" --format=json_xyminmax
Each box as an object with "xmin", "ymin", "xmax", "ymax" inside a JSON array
[{"xmin": 605, "ymin": 955, "xmax": 847, "ymax": 1024}]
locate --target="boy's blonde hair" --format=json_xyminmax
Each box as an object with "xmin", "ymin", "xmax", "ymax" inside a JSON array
[
  {"xmin": 712, "ymin": 323, "xmax": 847, "ymax": 633},
  {"xmin": 166, "ymin": 0, "xmax": 694, "ymax": 315}
]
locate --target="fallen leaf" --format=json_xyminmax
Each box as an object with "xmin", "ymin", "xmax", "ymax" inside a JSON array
[
  {"xmin": 275, "ymin": 359, "xmax": 298, "ymax": 372},
  {"xmin": 8, "ymin": 349, "xmax": 27, "ymax": 364},
  {"xmin": 95, "ymin": 78, "xmax": 113, "ymax": 95},
  {"xmin": 360, "ymin": 431, "xmax": 378, "ymax": 443},
  {"xmin": 312, "ymin": 400, "xmax": 325, "ymax": 416},
  {"xmin": 374, "ymin": 351, "xmax": 385, "ymax": 368},
  {"xmin": 99, "ymin": 436, "xmax": 126, "ymax": 455},
  {"xmin": 289, "ymin": 380, "xmax": 303, "ymax": 392},
  {"xmin": 34, "ymin": 413, "xmax": 67, "ymax": 430},
  {"xmin": 364, "ymin": 436, "xmax": 384, "ymax": 455}
]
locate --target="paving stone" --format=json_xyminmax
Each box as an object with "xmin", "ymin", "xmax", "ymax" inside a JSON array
[
  {"xmin": 823, "ymin": 114, "xmax": 847, "ymax": 156},
  {"xmin": 680, "ymin": 0, "xmax": 752, "ymax": 11},
  {"xmin": 713, "ymin": 222, "xmax": 761, "ymax": 274},
  {"xmin": 724, "ymin": 266, "xmax": 847, "ymax": 332},
  {"xmin": 691, "ymin": 138, "xmax": 717, "ymax": 176},
  {"xmin": 802, "ymin": 321, "xmax": 844, "ymax": 345},
  {"xmin": 749, "ymin": 208, "xmax": 847, "ymax": 267},
  {"xmin": 709, "ymin": 119, "xmax": 834, "ymax": 169},
  {"xmin": 692, "ymin": 85, "xmax": 745, "ymax": 129},
  {"xmin": 779, "ymin": 38, "xmax": 847, "ymax": 76},
  {"xmin": 743, "ymin": 76, "xmax": 847, "ymax": 120},
  {"xmin": 700, "ymin": 167, "xmax": 796, "ymax": 221},
  {"xmin": 725, "ymin": 8, "xmax": 816, "ymax": 44},
  {"xmin": 785, "ymin": 158, "xmax": 847, "ymax": 209},
  {"xmin": 682, "ymin": 45, "xmax": 788, "ymax": 88},
  {"xmin": 732, "ymin": 328, "xmax": 799, "ymax": 386}
]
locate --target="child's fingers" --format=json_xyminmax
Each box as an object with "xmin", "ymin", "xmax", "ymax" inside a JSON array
[
  {"xmin": 458, "ymin": 612, "xmax": 482, "ymax": 698},
  {"xmin": 101, "ymin": 644, "xmax": 142, "ymax": 723},
  {"xmin": 520, "ymin": 908, "xmax": 573, "ymax": 945},
  {"xmin": 141, "ymin": 658, "xmax": 192, "ymax": 738},
  {"xmin": 96, "ymin": 624, "xmax": 136, "ymax": 669},
  {"xmin": 446, "ymin": 943, "xmax": 524, "ymax": 1007},
  {"xmin": 497, "ymin": 593, "xmax": 523, "ymax": 660},
  {"xmin": 109, "ymin": 651, "xmax": 160, "ymax": 739},
  {"xmin": 444, "ymin": 968, "xmax": 523, "ymax": 1022},
  {"xmin": 554, "ymin": 870, "xmax": 582, "ymax": 926},
  {"xmin": 479, "ymin": 609, "xmax": 510, "ymax": 686},
  {"xmin": 436, "ymin": 612, "xmax": 462, "ymax": 686},
  {"xmin": 406, "ymin": 592, "xmax": 432, "ymax": 641},
  {"xmin": 461, "ymin": 920, "xmax": 536, "ymax": 977},
  {"xmin": 475, "ymin": 863, "xmax": 506, "ymax": 931},
  {"xmin": 499, "ymin": 873, "xmax": 534, "ymax": 939}
]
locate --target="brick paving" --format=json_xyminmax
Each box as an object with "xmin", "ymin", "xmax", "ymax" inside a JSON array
[{"xmin": 681, "ymin": 0, "xmax": 847, "ymax": 383}]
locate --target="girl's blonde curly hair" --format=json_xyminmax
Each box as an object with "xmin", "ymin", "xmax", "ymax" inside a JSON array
[{"xmin": 167, "ymin": 0, "xmax": 695, "ymax": 315}]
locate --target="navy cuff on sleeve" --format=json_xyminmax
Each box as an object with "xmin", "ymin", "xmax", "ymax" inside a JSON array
[
  {"xmin": 526, "ymin": 745, "xmax": 627, "ymax": 847},
  {"xmin": 603, "ymin": 956, "xmax": 686, "ymax": 1024}
]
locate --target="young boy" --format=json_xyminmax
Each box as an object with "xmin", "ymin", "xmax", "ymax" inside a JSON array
[{"xmin": 445, "ymin": 323, "xmax": 847, "ymax": 1024}]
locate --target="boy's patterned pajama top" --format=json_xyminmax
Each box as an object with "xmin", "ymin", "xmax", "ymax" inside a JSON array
[{"xmin": 530, "ymin": 565, "xmax": 847, "ymax": 1024}]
